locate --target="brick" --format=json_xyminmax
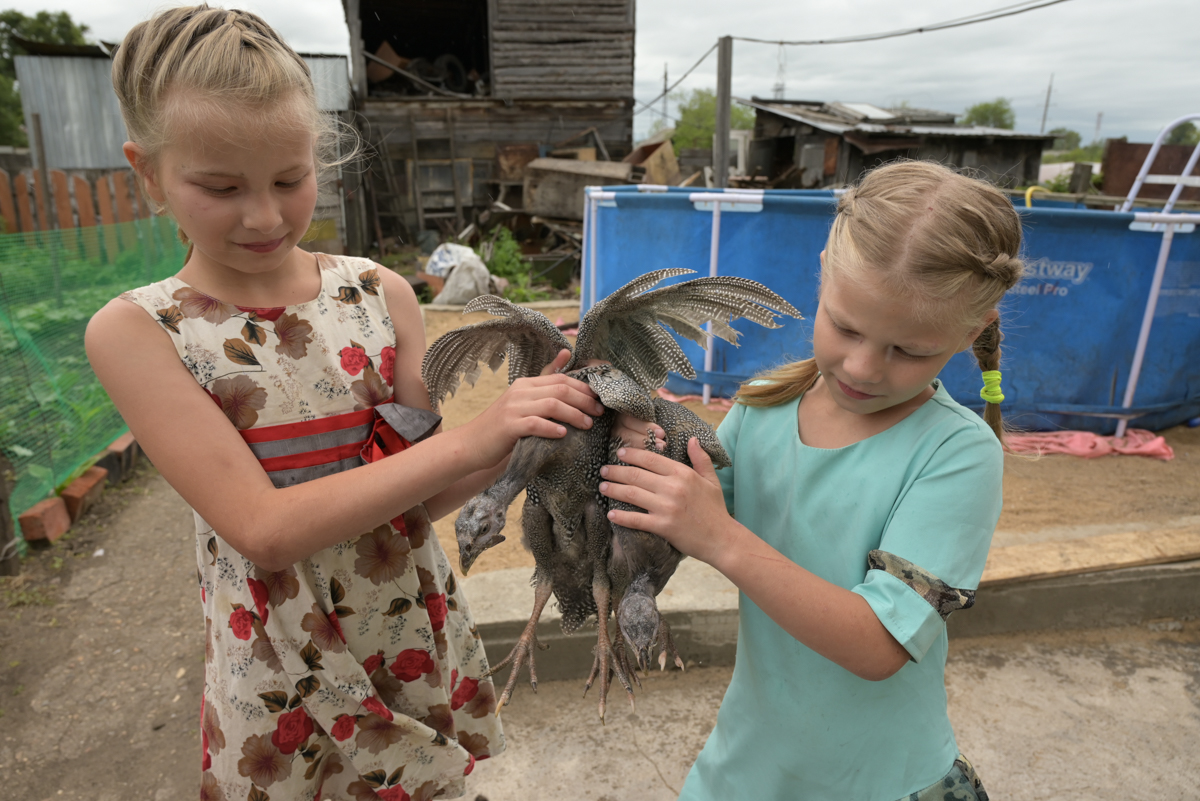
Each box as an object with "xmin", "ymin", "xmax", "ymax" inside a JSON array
[
  {"xmin": 106, "ymin": 432, "xmax": 140, "ymax": 475},
  {"xmin": 61, "ymin": 466, "xmax": 109, "ymax": 522},
  {"xmin": 18, "ymin": 496, "xmax": 71, "ymax": 544}
]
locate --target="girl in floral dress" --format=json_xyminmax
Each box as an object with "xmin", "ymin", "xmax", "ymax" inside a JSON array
[{"xmin": 86, "ymin": 7, "xmax": 606, "ymax": 800}]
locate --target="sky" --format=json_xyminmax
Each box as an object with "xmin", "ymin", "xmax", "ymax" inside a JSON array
[{"xmin": 11, "ymin": 0, "xmax": 1197, "ymax": 145}]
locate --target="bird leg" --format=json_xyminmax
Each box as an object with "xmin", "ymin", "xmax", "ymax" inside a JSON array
[
  {"xmin": 485, "ymin": 576, "xmax": 553, "ymax": 715},
  {"xmin": 582, "ymin": 576, "xmax": 636, "ymax": 723},
  {"xmin": 654, "ymin": 617, "xmax": 686, "ymax": 672}
]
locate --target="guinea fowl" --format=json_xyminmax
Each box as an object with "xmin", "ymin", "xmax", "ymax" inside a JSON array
[{"xmin": 422, "ymin": 269, "xmax": 800, "ymax": 719}]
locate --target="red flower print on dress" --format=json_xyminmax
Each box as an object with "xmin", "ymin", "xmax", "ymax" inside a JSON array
[
  {"xmin": 363, "ymin": 652, "xmax": 384, "ymax": 675},
  {"xmin": 237, "ymin": 306, "xmax": 284, "ymax": 323},
  {"xmin": 211, "ymin": 375, "xmax": 268, "ymax": 430},
  {"xmin": 207, "ymin": 390, "xmax": 222, "ymax": 410},
  {"xmin": 229, "ymin": 607, "xmax": 254, "ymax": 640},
  {"xmin": 379, "ymin": 346, "xmax": 396, "ymax": 385},
  {"xmin": 351, "ymin": 368, "xmax": 391, "ymax": 411},
  {"xmin": 451, "ymin": 677, "xmax": 479, "ymax": 711},
  {"xmin": 362, "ymin": 695, "xmax": 394, "ymax": 721},
  {"xmin": 425, "ymin": 593, "xmax": 448, "ymax": 632},
  {"xmin": 390, "ymin": 514, "xmax": 408, "ymax": 536},
  {"xmin": 376, "ymin": 786, "xmax": 411, "ymax": 801},
  {"xmin": 329, "ymin": 609, "xmax": 346, "ymax": 642},
  {"xmin": 202, "ymin": 727, "xmax": 212, "ymax": 771},
  {"xmin": 390, "ymin": 648, "xmax": 435, "ymax": 682},
  {"xmin": 274, "ymin": 313, "xmax": 313, "ymax": 359},
  {"xmin": 270, "ymin": 707, "xmax": 314, "ymax": 755},
  {"xmin": 464, "ymin": 753, "xmax": 476, "ymax": 776},
  {"xmin": 331, "ymin": 714, "xmax": 356, "ymax": 742},
  {"xmin": 246, "ymin": 577, "xmax": 270, "ymax": 625},
  {"xmin": 173, "ymin": 287, "xmax": 235, "ymax": 325},
  {"xmin": 340, "ymin": 346, "xmax": 369, "ymax": 375}
]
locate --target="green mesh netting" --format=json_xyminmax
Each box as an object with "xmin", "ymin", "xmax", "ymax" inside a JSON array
[{"xmin": 1, "ymin": 217, "xmax": 185, "ymax": 547}]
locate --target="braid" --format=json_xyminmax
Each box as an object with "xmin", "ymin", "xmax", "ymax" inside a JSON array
[{"xmin": 972, "ymin": 319, "xmax": 1005, "ymax": 442}]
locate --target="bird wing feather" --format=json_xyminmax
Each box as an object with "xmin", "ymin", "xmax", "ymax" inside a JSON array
[
  {"xmin": 572, "ymin": 270, "xmax": 802, "ymax": 390},
  {"xmin": 421, "ymin": 296, "xmax": 572, "ymax": 410}
]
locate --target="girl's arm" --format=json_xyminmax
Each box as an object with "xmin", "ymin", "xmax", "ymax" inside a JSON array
[
  {"xmin": 599, "ymin": 440, "xmax": 910, "ymax": 681},
  {"xmin": 86, "ymin": 279, "xmax": 604, "ymax": 573}
]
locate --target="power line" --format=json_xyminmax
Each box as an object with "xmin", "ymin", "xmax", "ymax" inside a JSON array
[
  {"xmin": 633, "ymin": 42, "xmax": 717, "ymax": 116},
  {"xmin": 634, "ymin": 0, "xmax": 1077, "ymax": 118},
  {"xmin": 734, "ymin": 0, "xmax": 1076, "ymax": 46}
]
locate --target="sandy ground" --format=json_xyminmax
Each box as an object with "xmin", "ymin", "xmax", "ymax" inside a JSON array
[{"xmin": 424, "ymin": 304, "xmax": 1200, "ymax": 574}]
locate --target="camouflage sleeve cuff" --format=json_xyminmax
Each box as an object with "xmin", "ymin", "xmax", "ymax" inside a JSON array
[{"xmin": 866, "ymin": 550, "xmax": 976, "ymax": 622}]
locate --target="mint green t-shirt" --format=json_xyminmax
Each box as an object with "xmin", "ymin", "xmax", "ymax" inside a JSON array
[{"xmin": 679, "ymin": 381, "xmax": 1002, "ymax": 801}]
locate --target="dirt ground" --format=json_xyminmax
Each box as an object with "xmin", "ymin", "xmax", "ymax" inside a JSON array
[{"xmin": 1, "ymin": 304, "xmax": 1198, "ymax": 800}]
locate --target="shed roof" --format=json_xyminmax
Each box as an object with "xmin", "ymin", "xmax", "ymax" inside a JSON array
[{"xmin": 741, "ymin": 97, "xmax": 1054, "ymax": 141}]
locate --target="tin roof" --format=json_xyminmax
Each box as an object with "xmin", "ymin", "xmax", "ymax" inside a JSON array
[{"xmin": 740, "ymin": 97, "xmax": 1054, "ymax": 141}]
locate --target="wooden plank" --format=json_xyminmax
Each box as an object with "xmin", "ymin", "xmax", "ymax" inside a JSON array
[
  {"xmin": 979, "ymin": 527, "xmax": 1200, "ymax": 587},
  {"xmin": 13, "ymin": 173, "xmax": 34, "ymax": 242},
  {"xmin": 111, "ymin": 170, "xmax": 139, "ymax": 249},
  {"xmin": 50, "ymin": 170, "xmax": 79, "ymax": 253},
  {"xmin": 492, "ymin": 22, "xmax": 634, "ymax": 32},
  {"xmin": 74, "ymin": 174, "xmax": 102, "ymax": 260},
  {"xmin": 95, "ymin": 173, "xmax": 120, "ymax": 263},
  {"xmin": 491, "ymin": 30, "xmax": 633, "ymax": 43},
  {"xmin": 0, "ymin": 169, "xmax": 17, "ymax": 235},
  {"xmin": 32, "ymin": 169, "xmax": 49, "ymax": 230}
]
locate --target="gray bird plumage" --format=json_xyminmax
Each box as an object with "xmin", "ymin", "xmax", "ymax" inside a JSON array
[{"xmin": 423, "ymin": 269, "xmax": 800, "ymax": 719}]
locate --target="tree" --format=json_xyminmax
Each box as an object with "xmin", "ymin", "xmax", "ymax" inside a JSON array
[
  {"xmin": 0, "ymin": 10, "xmax": 91, "ymax": 146},
  {"xmin": 670, "ymin": 88, "xmax": 756, "ymax": 152},
  {"xmin": 1047, "ymin": 127, "xmax": 1081, "ymax": 151},
  {"xmin": 1166, "ymin": 121, "xmax": 1200, "ymax": 147},
  {"xmin": 960, "ymin": 98, "xmax": 1015, "ymax": 130}
]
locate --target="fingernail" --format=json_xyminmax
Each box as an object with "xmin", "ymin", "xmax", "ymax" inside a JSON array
[
  {"xmin": 599, "ymin": 482, "xmax": 609, "ymax": 492},
  {"xmin": 600, "ymin": 466, "xmax": 609, "ymax": 476},
  {"xmin": 607, "ymin": 511, "xmax": 616, "ymax": 519},
  {"xmin": 557, "ymin": 426, "xmax": 567, "ymax": 435},
  {"xmin": 617, "ymin": 448, "xmax": 626, "ymax": 457}
]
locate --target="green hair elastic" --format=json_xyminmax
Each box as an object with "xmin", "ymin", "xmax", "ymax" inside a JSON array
[{"xmin": 980, "ymin": 370, "xmax": 1004, "ymax": 404}]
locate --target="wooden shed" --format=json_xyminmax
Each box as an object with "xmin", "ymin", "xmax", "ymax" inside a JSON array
[
  {"xmin": 341, "ymin": 0, "xmax": 636, "ymax": 253},
  {"xmin": 741, "ymin": 98, "xmax": 1054, "ymax": 190}
]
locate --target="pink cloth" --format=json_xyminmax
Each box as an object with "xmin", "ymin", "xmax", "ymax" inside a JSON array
[
  {"xmin": 1005, "ymin": 428, "xmax": 1174, "ymax": 461},
  {"xmin": 656, "ymin": 387, "xmax": 734, "ymax": 411}
]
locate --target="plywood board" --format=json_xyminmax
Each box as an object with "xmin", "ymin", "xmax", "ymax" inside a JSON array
[
  {"xmin": 980, "ymin": 526, "xmax": 1200, "ymax": 587},
  {"xmin": 0, "ymin": 169, "xmax": 17, "ymax": 235}
]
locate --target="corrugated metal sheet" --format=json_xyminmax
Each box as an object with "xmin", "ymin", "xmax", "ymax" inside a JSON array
[
  {"xmin": 14, "ymin": 55, "xmax": 128, "ymax": 170},
  {"xmin": 304, "ymin": 56, "xmax": 351, "ymax": 112}
]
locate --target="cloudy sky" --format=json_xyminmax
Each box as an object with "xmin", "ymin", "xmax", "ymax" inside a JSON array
[{"xmin": 13, "ymin": 0, "xmax": 1196, "ymax": 144}]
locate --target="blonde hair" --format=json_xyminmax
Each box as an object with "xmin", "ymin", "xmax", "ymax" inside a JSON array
[
  {"xmin": 738, "ymin": 161, "xmax": 1025, "ymax": 441},
  {"xmin": 112, "ymin": 5, "xmax": 357, "ymax": 203}
]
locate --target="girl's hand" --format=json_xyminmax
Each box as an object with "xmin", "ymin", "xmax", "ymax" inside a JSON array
[
  {"xmin": 599, "ymin": 438, "xmax": 735, "ymax": 567},
  {"xmin": 462, "ymin": 349, "xmax": 605, "ymax": 469}
]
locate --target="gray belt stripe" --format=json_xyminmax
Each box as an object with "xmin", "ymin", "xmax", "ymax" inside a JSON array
[
  {"xmin": 247, "ymin": 424, "xmax": 373, "ymax": 460},
  {"xmin": 266, "ymin": 455, "xmax": 364, "ymax": 488}
]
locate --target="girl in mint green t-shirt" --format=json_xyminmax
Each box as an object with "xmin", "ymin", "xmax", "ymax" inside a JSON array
[{"xmin": 599, "ymin": 161, "xmax": 1022, "ymax": 801}]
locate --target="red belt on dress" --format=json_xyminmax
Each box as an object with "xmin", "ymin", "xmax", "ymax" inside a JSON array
[{"xmin": 238, "ymin": 402, "xmax": 442, "ymax": 488}]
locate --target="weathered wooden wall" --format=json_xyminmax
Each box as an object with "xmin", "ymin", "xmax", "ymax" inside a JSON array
[{"xmin": 489, "ymin": 0, "xmax": 635, "ymax": 99}]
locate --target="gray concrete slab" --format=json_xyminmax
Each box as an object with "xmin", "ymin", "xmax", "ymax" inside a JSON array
[{"xmin": 464, "ymin": 622, "xmax": 1200, "ymax": 801}]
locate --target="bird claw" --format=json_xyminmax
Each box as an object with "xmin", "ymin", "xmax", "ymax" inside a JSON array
[
  {"xmin": 485, "ymin": 631, "xmax": 546, "ymax": 712},
  {"xmin": 584, "ymin": 624, "xmax": 637, "ymax": 721}
]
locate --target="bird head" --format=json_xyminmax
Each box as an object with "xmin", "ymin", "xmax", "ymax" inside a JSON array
[
  {"xmin": 617, "ymin": 576, "xmax": 660, "ymax": 671},
  {"xmin": 454, "ymin": 493, "xmax": 508, "ymax": 575}
]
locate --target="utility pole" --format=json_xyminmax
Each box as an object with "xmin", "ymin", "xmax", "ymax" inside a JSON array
[
  {"xmin": 662, "ymin": 63, "xmax": 668, "ymax": 127},
  {"xmin": 1039, "ymin": 73, "xmax": 1053, "ymax": 134},
  {"xmin": 714, "ymin": 36, "xmax": 733, "ymax": 188},
  {"xmin": 1094, "ymin": 111, "xmax": 1103, "ymax": 144}
]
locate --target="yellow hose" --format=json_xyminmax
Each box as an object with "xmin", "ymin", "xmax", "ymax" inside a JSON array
[{"xmin": 1025, "ymin": 185, "xmax": 1049, "ymax": 207}]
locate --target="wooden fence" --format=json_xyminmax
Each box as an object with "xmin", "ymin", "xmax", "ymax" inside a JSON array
[{"xmin": 0, "ymin": 167, "xmax": 152, "ymax": 261}]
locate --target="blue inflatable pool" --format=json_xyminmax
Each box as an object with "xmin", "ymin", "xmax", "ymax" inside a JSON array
[{"xmin": 581, "ymin": 186, "xmax": 1200, "ymax": 434}]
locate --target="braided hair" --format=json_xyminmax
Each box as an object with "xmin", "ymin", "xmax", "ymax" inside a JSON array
[{"xmin": 739, "ymin": 161, "xmax": 1024, "ymax": 442}]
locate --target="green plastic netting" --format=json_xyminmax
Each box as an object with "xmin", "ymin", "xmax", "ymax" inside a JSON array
[{"xmin": 1, "ymin": 217, "xmax": 185, "ymax": 548}]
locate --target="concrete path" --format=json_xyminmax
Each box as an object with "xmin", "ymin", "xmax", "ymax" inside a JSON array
[{"xmin": 463, "ymin": 623, "xmax": 1200, "ymax": 801}]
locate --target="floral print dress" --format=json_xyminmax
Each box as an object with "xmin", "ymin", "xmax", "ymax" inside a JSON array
[{"xmin": 120, "ymin": 254, "xmax": 504, "ymax": 801}]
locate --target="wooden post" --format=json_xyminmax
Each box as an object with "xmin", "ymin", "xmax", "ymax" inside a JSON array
[
  {"xmin": 0, "ymin": 455, "xmax": 18, "ymax": 576},
  {"xmin": 51, "ymin": 170, "xmax": 78, "ymax": 254},
  {"xmin": 111, "ymin": 170, "xmax": 139, "ymax": 249},
  {"xmin": 714, "ymin": 36, "xmax": 733, "ymax": 189},
  {"xmin": 95, "ymin": 172, "xmax": 120, "ymax": 263},
  {"xmin": 1069, "ymin": 162, "xmax": 1094, "ymax": 195},
  {"xmin": 74, "ymin": 174, "xmax": 102, "ymax": 260},
  {"xmin": 0, "ymin": 169, "xmax": 17, "ymax": 235},
  {"xmin": 13, "ymin": 173, "xmax": 34, "ymax": 245},
  {"xmin": 31, "ymin": 113, "xmax": 62, "ymax": 303}
]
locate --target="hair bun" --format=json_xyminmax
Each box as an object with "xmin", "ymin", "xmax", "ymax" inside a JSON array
[{"xmin": 981, "ymin": 253, "xmax": 1023, "ymax": 289}]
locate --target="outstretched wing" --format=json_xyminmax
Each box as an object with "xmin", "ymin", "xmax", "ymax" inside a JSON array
[
  {"xmin": 571, "ymin": 269, "xmax": 802, "ymax": 391},
  {"xmin": 421, "ymin": 295, "xmax": 572, "ymax": 410}
]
